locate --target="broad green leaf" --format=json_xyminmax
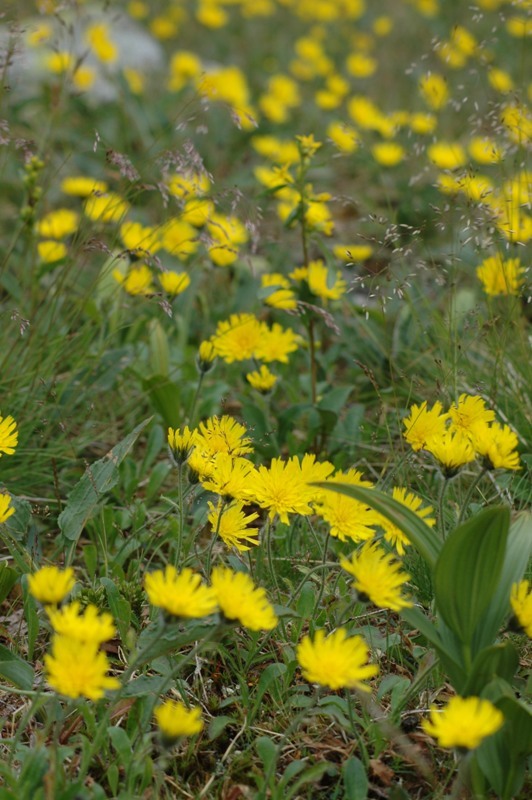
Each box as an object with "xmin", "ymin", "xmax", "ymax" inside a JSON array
[
  {"xmin": 316, "ymin": 484, "xmax": 441, "ymax": 568},
  {"xmin": 256, "ymin": 735, "xmax": 277, "ymax": 773},
  {"xmin": 342, "ymin": 756, "xmax": 368, "ymax": 800},
  {"xmin": 463, "ymin": 642, "xmax": 519, "ymax": 696},
  {"xmin": 472, "ymin": 511, "xmax": 532, "ymax": 653},
  {"xmin": 208, "ymin": 715, "xmax": 237, "ymax": 741},
  {"xmin": 100, "ymin": 578, "xmax": 131, "ymax": 644},
  {"xmin": 0, "ymin": 564, "xmax": 18, "ymax": 604},
  {"xmin": 251, "ymin": 662, "xmax": 287, "ymax": 717},
  {"xmin": 0, "ymin": 644, "xmax": 34, "ymax": 690},
  {"xmin": 287, "ymin": 762, "xmax": 335, "ymax": 798},
  {"xmin": 433, "ymin": 506, "xmax": 509, "ymax": 646},
  {"xmin": 58, "ymin": 418, "xmax": 151, "ymax": 543},
  {"xmin": 143, "ymin": 376, "xmax": 181, "ymax": 427}
]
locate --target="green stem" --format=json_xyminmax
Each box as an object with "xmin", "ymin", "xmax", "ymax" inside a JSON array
[
  {"xmin": 308, "ymin": 316, "xmax": 318, "ymax": 406},
  {"xmin": 438, "ymin": 474, "xmax": 449, "ymax": 538},
  {"xmin": 187, "ymin": 373, "xmax": 204, "ymax": 426},
  {"xmin": 458, "ymin": 468, "xmax": 488, "ymax": 524},
  {"xmin": 346, "ymin": 690, "xmax": 370, "ymax": 768}
]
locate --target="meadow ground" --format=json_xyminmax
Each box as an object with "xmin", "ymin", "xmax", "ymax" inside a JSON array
[{"xmin": 0, "ymin": 1, "xmax": 531, "ymax": 798}]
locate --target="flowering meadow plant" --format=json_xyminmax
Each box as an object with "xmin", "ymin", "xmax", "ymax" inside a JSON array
[{"xmin": 0, "ymin": 1, "xmax": 530, "ymax": 798}]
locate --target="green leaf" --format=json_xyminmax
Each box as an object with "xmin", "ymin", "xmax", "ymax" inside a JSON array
[
  {"xmin": 464, "ymin": 642, "xmax": 519, "ymax": 695},
  {"xmin": 315, "ymin": 484, "xmax": 441, "ymax": 568},
  {"xmin": 472, "ymin": 511, "xmax": 532, "ymax": 652},
  {"xmin": 0, "ymin": 644, "xmax": 34, "ymax": 690},
  {"xmin": 286, "ymin": 762, "xmax": 335, "ymax": 798},
  {"xmin": 100, "ymin": 578, "xmax": 131, "ymax": 644},
  {"xmin": 0, "ymin": 564, "xmax": 18, "ymax": 604},
  {"xmin": 208, "ymin": 715, "xmax": 237, "ymax": 741},
  {"xmin": 143, "ymin": 376, "xmax": 181, "ymax": 427},
  {"xmin": 251, "ymin": 662, "xmax": 287, "ymax": 716},
  {"xmin": 342, "ymin": 756, "xmax": 368, "ymax": 800},
  {"xmin": 58, "ymin": 418, "xmax": 151, "ymax": 544},
  {"xmin": 108, "ymin": 726, "xmax": 133, "ymax": 766},
  {"xmin": 434, "ymin": 507, "xmax": 509, "ymax": 646},
  {"xmin": 256, "ymin": 735, "xmax": 278, "ymax": 773}
]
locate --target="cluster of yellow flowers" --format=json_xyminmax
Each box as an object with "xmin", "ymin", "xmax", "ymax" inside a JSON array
[
  {"xmin": 0, "ymin": 412, "xmax": 18, "ymax": 526},
  {"xmin": 403, "ymin": 393, "xmax": 521, "ymax": 475}
]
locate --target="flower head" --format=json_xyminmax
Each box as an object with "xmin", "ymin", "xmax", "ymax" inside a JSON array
[
  {"xmin": 168, "ymin": 426, "xmax": 197, "ymax": 465},
  {"xmin": 145, "ymin": 566, "xmax": 218, "ymax": 619},
  {"xmin": 341, "ymin": 542, "xmax": 412, "ymax": 611},
  {"xmin": 196, "ymin": 416, "xmax": 254, "ymax": 458},
  {"xmin": 422, "ymin": 696, "xmax": 504, "ymax": 750},
  {"xmin": 46, "ymin": 602, "xmax": 116, "ymax": 644},
  {"xmin": 403, "ymin": 401, "xmax": 448, "ymax": 452},
  {"xmin": 448, "ymin": 394, "xmax": 495, "ymax": 438},
  {"xmin": 246, "ymin": 365, "xmax": 278, "ymax": 393},
  {"xmin": 159, "ymin": 270, "xmax": 191, "ymax": 296},
  {"xmin": 211, "ymin": 566, "xmax": 277, "ymax": 631},
  {"xmin": 472, "ymin": 422, "xmax": 521, "ymax": 470},
  {"xmin": 314, "ymin": 469, "xmax": 379, "ymax": 543},
  {"xmin": 28, "ymin": 566, "xmax": 75, "ymax": 605},
  {"xmin": 476, "ymin": 255, "xmax": 525, "ymax": 297},
  {"xmin": 424, "ymin": 430, "xmax": 476, "ymax": 477},
  {"xmin": 510, "ymin": 580, "xmax": 532, "ymax": 637},
  {"xmin": 0, "ymin": 414, "xmax": 18, "ymax": 456},
  {"xmin": 200, "ymin": 453, "xmax": 256, "ymax": 501},
  {"xmin": 45, "ymin": 635, "xmax": 120, "ymax": 700},
  {"xmin": 154, "ymin": 699, "xmax": 203, "ymax": 742},
  {"xmin": 113, "ymin": 264, "xmax": 154, "ymax": 296},
  {"xmin": 197, "ymin": 340, "xmax": 217, "ymax": 373},
  {"xmin": 306, "ymin": 259, "xmax": 347, "ymax": 301},
  {"xmin": 297, "ymin": 628, "xmax": 378, "ymax": 690},
  {"xmin": 208, "ymin": 500, "xmax": 260, "ymax": 552},
  {"xmin": 380, "ymin": 487, "xmax": 435, "ymax": 555}
]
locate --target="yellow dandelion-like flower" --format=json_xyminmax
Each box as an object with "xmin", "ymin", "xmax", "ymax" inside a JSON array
[
  {"xmin": 425, "ymin": 430, "xmax": 476, "ymax": 476},
  {"xmin": 0, "ymin": 493, "xmax": 15, "ymax": 525},
  {"xmin": 419, "ymin": 72, "xmax": 449, "ymax": 110},
  {"xmin": 0, "ymin": 414, "xmax": 18, "ymax": 456},
  {"xmin": 159, "ymin": 270, "xmax": 191, "ymax": 296},
  {"xmin": 46, "ymin": 602, "xmax": 115, "ymax": 644},
  {"xmin": 45, "ymin": 635, "xmax": 120, "ymax": 700},
  {"xmin": 314, "ymin": 469, "xmax": 378, "ymax": 543},
  {"xmin": 380, "ymin": 487, "xmax": 435, "ymax": 555},
  {"xmin": 212, "ymin": 313, "xmax": 264, "ymax": 363},
  {"xmin": 84, "ymin": 193, "xmax": 130, "ymax": 224},
  {"xmin": 200, "ymin": 453, "xmax": 256, "ymax": 501},
  {"xmin": 154, "ymin": 700, "xmax": 203, "ymax": 742},
  {"xmin": 207, "ymin": 500, "xmax": 259, "ymax": 552},
  {"xmin": 113, "ymin": 264, "xmax": 154, "ymax": 296},
  {"xmin": 246, "ymin": 365, "xmax": 278, "ymax": 393},
  {"xmin": 510, "ymin": 581, "xmax": 532, "ymax": 637},
  {"xmin": 61, "ymin": 175, "xmax": 108, "ymax": 197},
  {"xmin": 422, "ymin": 696, "xmax": 504, "ymax": 750},
  {"xmin": 427, "ymin": 141, "xmax": 467, "ymax": 170},
  {"xmin": 36, "ymin": 209, "xmax": 79, "ymax": 240},
  {"xmin": 448, "ymin": 394, "xmax": 495, "ymax": 438},
  {"xmin": 403, "ymin": 401, "xmax": 448, "ymax": 452},
  {"xmin": 168, "ymin": 425, "xmax": 197, "ymax": 466},
  {"xmin": 371, "ymin": 141, "xmax": 405, "ymax": 167},
  {"xmin": 247, "ymin": 456, "xmax": 329, "ymax": 524},
  {"xmin": 211, "ymin": 566, "xmax": 278, "ymax": 631},
  {"xmin": 471, "ymin": 422, "xmax": 521, "ymax": 471},
  {"xmin": 196, "ymin": 416, "xmax": 254, "ymax": 459},
  {"xmin": 341, "ymin": 542, "xmax": 412, "ymax": 611},
  {"xmin": 197, "ymin": 340, "xmax": 217, "ymax": 373},
  {"xmin": 28, "ymin": 566, "xmax": 75, "ymax": 605},
  {"xmin": 38, "ymin": 240, "xmax": 67, "ymax": 263},
  {"xmin": 254, "ymin": 323, "xmax": 301, "ymax": 364},
  {"xmin": 297, "ymin": 628, "xmax": 378, "ymax": 691},
  {"xmin": 144, "ymin": 566, "xmax": 218, "ymax": 618},
  {"xmin": 306, "ymin": 259, "xmax": 347, "ymax": 301},
  {"xmin": 476, "ymin": 255, "xmax": 525, "ymax": 297}
]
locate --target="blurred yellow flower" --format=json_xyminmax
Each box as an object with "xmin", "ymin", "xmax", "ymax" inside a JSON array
[
  {"xmin": 419, "ymin": 72, "xmax": 449, "ymax": 110},
  {"xmin": 246, "ymin": 365, "xmax": 278, "ymax": 393},
  {"xmin": 47, "ymin": 602, "xmax": 116, "ymax": 644},
  {"xmin": 113, "ymin": 264, "xmax": 154, "ymax": 296},
  {"xmin": 145, "ymin": 566, "xmax": 218, "ymax": 618},
  {"xmin": 155, "ymin": 700, "xmax": 203, "ymax": 741},
  {"xmin": 46, "ymin": 635, "xmax": 120, "ymax": 700},
  {"xmin": 510, "ymin": 581, "xmax": 532, "ymax": 637},
  {"xmin": 476, "ymin": 255, "xmax": 525, "ymax": 296},
  {"xmin": 37, "ymin": 209, "xmax": 79, "ymax": 239},
  {"xmin": 159, "ymin": 270, "xmax": 191, "ymax": 295},
  {"xmin": 341, "ymin": 542, "xmax": 412, "ymax": 611},
  {"xmin": 0, "ymin": 493, "xmax": 15, "ymax": 525},
  {"xmin": 371, "ymin": 141, "xmax": 405, "ymax": 167},
  {"xmin": 380, "ymin": 487, "xmax": 435, "ymax": 555},
  {"xmin": 422, "ymin": 696, "xmax": 504, "ymax": 749},
  {"xmin": 28, "ymin": 566, "xmax": 75, "ymax": 605},
  {"xmin": 211, "ymin": 566, "xmax": 278, "ymax": 631}
]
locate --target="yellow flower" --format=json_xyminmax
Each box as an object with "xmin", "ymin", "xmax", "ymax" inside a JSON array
[
  {"xmin": 0, "ymin": 413, "xmax": 18, "ymax": 456},
  {"xmin": 422, "ymin": 696, "xmax": 504, "ymax": 750},
  {"xmin": 84, "ymin": 193, "xmax": 130, "ymax": 223},
  {"xmin": 471, "ymin": 422, "xmax": 521, "ymax": 470},
  {"xmin": 36, "ymin": 209, "xmax": 79, "ymax": 239},
  {"xmin": 159, "ymin": 270, "xmax": 191, "ymax": 295},
  {"xmin": 85, "ymin": 23, "xmax": 118, "ymax": 64},
  {"xmin": 119, "ymin": 221, "xmax": 162, "ymax": 255},
  {"xmin": 0, "ymin": 493, "xmax": 15, "ymax": 525},
  {"xmin": 113, "ymin": 264, "xmax": 154, "ymax": 296},
  {"xmin": 424, "ymin": 430, "xmax": 476, "ymax": 476},
  {"xmin": 246, "ymin": 365, "xmax": 278, "ymax": 393},
  {"xmin": 427, "ymin": 142, "xmax": 467, "ymax": 170},
  {"xmin": 212, "ymin": 313, "xmax": 264, "ymax": 363},
  {"xmin": 145, "ymin": 566, "xmax": 218, "ymax": 618},
  {"xmin": 403, "ymin": 401, "xmax": 448, "ymax": 452},
  {"xmin": 28, "ymin": 566, "xmax": 75, "ymax": 605},
  {"xmin": 46, "ymin": 602, "xmax": 116, "ymax": 644},
  {"xmin": 296, "ymin": 133, "xmax": 321, "ymax": 158},
  {"xmin": 306, "ymin": 259, "xmax": 346, "ymax": 301},
  {"xmin": 200, "ymin": 453, "xmax": 256, "ymax": 501},
  {"xmin": 261, "ymin": 274, "xmax": 297, "ymax": 310},
  {"xmin": 419, "ymin": 72, "xmax": 449, "ymax": 110},
  {"xmin": 168, "ymin": 425, "xmax": 196, "ymax": 465},
  {"xmin": 195, "ymin": 416, "xmax": 254, "ymax": 459},
  {"xmin": 510, "ymin": 581, "xmax": 532, "ymax": 637},
  {"xmin": 297, "ymin": 628, "xmax": 378, "ymax": 691},
  {"xmin": 61, "ymin": 176, "xmax": 108, "ymax": 197},
  {"xmin": 160, "ymin": 218, "xmax": 198, "ymax": 258},
  {"xmin": 254, "ymin": 323, "xmax": 301, "ymax": 364},
  {"xmin": 468, "ymin": 137, "xmax": 503, "ymax": 164},
  {"xmin": 371, "ymin": 142, "xmax": 405, "ymax": 167},
  {"xmin": 38, "ymin": 240, "xmax": 67, "ymax": 263},
  {"xmin": 333, "ymin": 244, "xmax": 373, "ymax": 262},
  {"xmin": 208, "ymin": 500, "xmax": 259, "ymax": 552},
  {"xmin": 380, "ymin": 488, "xmax": 435, "ymax": 555},
  {"xmin": 448, "ymin": 394, "xmax": 495, "ymax": 438},
  {"xmin": 341, "ymin": 542, "xmax": 412, "ymax": 611},
  {"xmin": 314, "ymin": 469, "xmax": 379, "ymax": 543},
  {"xmin": 327, "ymin": 121, "xmax": 360, "ymax": 154},
  {"xmin": 154, "ymin": 700, "xmax": 203, "ymax": 741},
  {"xmin": 168, "ymin": 51, "xmax": 202, "ymax": 92},
  {"xmin": 211, "ymin": 566, "xmax": 278, "ymax": 631},
  {"xmin": 476, "ymin": 255, "xmax": 525, "ymax": 297},
  {"xmin": 45, "ymin": 635, "xmax": 120, "ymax": 700}
]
